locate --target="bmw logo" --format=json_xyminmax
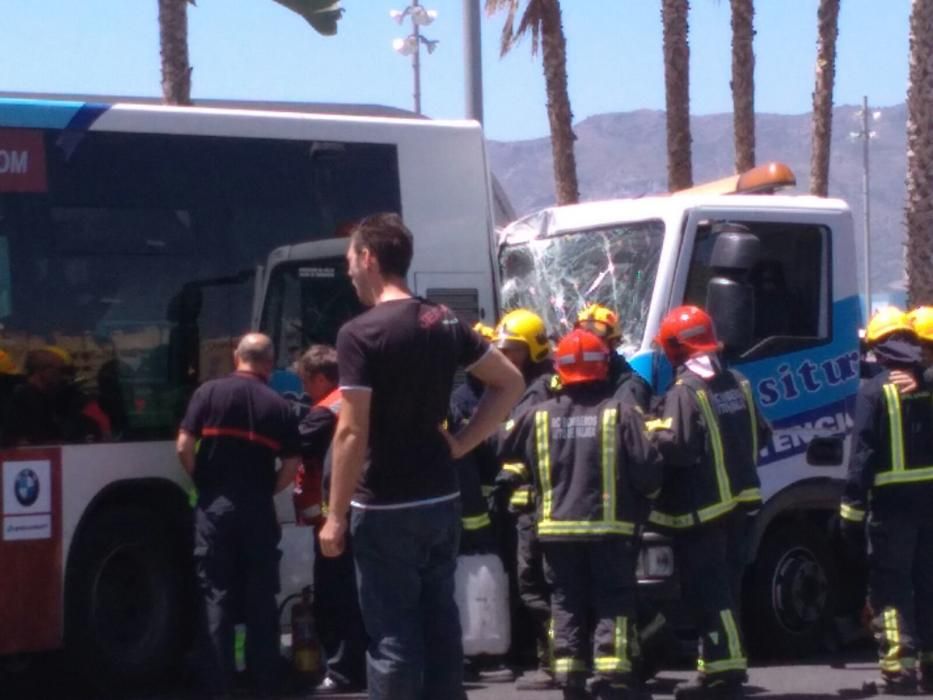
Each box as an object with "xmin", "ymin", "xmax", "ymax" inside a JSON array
[{"xmin": 14, "ymin": 468, "xmax": 39, "ymax": 507}]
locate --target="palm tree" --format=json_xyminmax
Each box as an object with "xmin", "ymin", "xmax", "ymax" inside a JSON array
[
  {"xmin": 662, "ymin": 0, "xmax": 692, "ymax": 191},
  {"xmin": 486, "ymin": 0, "xmax": 579, "ymax": 205},
  {"xmin": 158, "ymin": 0, "xmax": 193, "ymax": 105},
  {"xmin": 157, "ymin": 1, "xmax": 343, "ymax": 107},
  {"xmin": 730, "ymin": 0, "xmax": 755, "ymax": 173},
  {"xmin": 809, "ymin": 0, "xmax": 840, "ymax": 197},
  {"xmin": 905, "ymin": 0, "xmax": 933, "ymax": 304}
]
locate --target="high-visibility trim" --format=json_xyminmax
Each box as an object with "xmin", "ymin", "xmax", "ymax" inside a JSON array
[
  {"xmin": 840, "ymin": 503, "xmax": 866, "ymax": 523},
  {"xmin": 697, "ymin": 499, "xmax": 737, "ymax": 523},
  {"xmin": 535, "ymin": 411, "xmax": 553, "ymax": 520},
  {"xmin": 462, "ymin": 513, "xmax": 491, "ymax": 530},
  {"xmin": 694, "ymin": 390, "xmax": 733, "ymax": 505},
  {"xmin": 703, "ymin": 658, "xmax": 748, "ymax": 674},
  {"xmin": 735, "ymin": 487, "xmax": 762, "ymax": 503},
  {"xmin": 738, "ymin": 379, "xmax": 759, "ymax": 461},
  {"xmin": 697, "ymin": 657, "xmax": 705, "ymax": 673},
  {"xmin": 503, "ymin": 462, "xmax": 528, "ymax": 478},
  {"xmin": 874, "ymin": 384, "xmax": 933, "ymax": 486},
  {"xmin": 881, "ymin": 607, "xmax": 903, "ymax": 673},
  {"xmin": 648, "ymin": 510, "xmax": 697, "ymax": 529},
  {"xmin": 602, "ymin": 408, "xmax": 618, "ymax": 526},
  {"xmin": 553, "ymin": 658, "xmax": 587, "ymax": 673},
  {"xmin": 510, "ymin": 487, "xmax": 533, "ymax": 507},
  {"xmin": 594, "ymin": 656, "xmax": 632, "ymax": 673},
  {"xmin": 201, "ymin": 426, "xmax": 281, "ymax": 451},
  {"xmin": 615, "ymin": 616, "xmax": 629, "ymax": 671},
  {"xmin": 875, "ymin": 466, "xmax": 933, "ymax": 486},
  {"xmin": 645, "ymin": 417, "xmax": 672, "ymax": 431},
  {"xmin": 537, "ymin": 520, "xmax": 635, "ymax": 536},
  {"xmin": 548, "ymin": 619, "xmax": 556, "ymax": 672},
  {"xmin": 721, "ymin": 609, "xmax": 744, "ymax": 664}
]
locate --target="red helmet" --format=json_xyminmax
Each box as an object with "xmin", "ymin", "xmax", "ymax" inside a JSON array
[
  {"xmin": 656, "ymin": 305, "xmax": 720, "ymax": 365},
  {"xmin": 553, "ymin": 329, "xmax": 610, "ymax": 386}
]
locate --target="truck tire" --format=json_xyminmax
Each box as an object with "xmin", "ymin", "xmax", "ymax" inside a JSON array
[
  {"xmin": 66, "ymin": 505, "xmax": 186, "ymax": 688},
  {"xmin": 746, "ymin": 520, "xmax": 836, "ymax": 658}
]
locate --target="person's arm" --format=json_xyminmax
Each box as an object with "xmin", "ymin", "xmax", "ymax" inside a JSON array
[
  {"xmin": 319, "ymin": 388, "xmax": 371, "ymax": 557},
  {"xmin": 274, "ymin": 455, "xmax": 301, "ymax": 494},
  {"xmin": 176, "ymin": 430, "xmax": 197, "ymax": 476},
  {"xmin": 649, "ymin": 383, "xmax": 703, "ymax": 468},
  {"xmin": 444, "ymin": 347, "xmax": 524, "ymax": 459}
]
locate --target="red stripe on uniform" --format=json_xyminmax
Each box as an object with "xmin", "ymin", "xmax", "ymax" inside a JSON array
[{"xmin": 201, "ymin": 427, "xmax": 281, "ymax": 451}]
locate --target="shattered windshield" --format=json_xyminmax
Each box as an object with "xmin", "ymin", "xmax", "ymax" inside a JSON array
[{"xmin": 499, "ymin": 220, "xmax": 664, "ymax": 355}]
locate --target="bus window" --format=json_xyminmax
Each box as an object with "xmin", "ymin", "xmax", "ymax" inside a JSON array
[
  {"xmin": 260, "ymin": 259, "xmax": 364, "ymax": 370},
  {"xmin": 0, "ymin": 129, "xmax": 400, "ymax": 445}
]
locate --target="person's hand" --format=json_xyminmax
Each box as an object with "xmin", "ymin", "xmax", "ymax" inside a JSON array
[
  {"xmin": 440, "ymin": 427, "xmax": 468, "ymax": 460},
  {"xmin": 319, "ymin": 513, "xmax": 347, "ymax": 558},
  {"xmin": 889, "ymin": 369, "xmax": 918, "ymax": 394}
]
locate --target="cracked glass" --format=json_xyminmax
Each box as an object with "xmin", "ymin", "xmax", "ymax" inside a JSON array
[{"xmin": 499, "ymin": 219, "xmax": 664, "ymax": 356}]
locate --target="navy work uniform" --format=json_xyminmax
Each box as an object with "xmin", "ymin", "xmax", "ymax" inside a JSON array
[
  {"xmin": 500, "ymin": 380, "xmax": 662, "ymax": 700},
  {"xmin": 840, "ymin": 368, "xmax": 933, "ymax": 691},
  {"xmin": 650, "ymin": 363, "xmax": 769, "ymax": 697},
  {"xmin": 181, "ymin": 370, "xmax": 301, "ymax": 697},
  {"xmin": 449, "ymin": 376, "xmax": 498, "ymax": 552}
]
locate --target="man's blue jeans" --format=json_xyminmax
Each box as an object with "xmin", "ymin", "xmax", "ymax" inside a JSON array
[{"xmin": 351, "ymin": 497, "xmax": 463, "ymax": 700}]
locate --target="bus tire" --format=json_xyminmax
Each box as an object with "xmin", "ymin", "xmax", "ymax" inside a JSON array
[
  {"xmin": 65, "ymin": 505, "xmax": 186, "ymax": 688},
  {"xmin": 746, "ymin": 520, "xmax": 837, "ymax": 658}
]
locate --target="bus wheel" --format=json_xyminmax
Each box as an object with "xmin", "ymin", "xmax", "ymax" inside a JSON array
[
  {"xmin": 66, "ymin": 506, "xmax": 185, "ymax": 688},
  {"xmin": 747, "ymin": 521, "xmax": 837, "ymax": 658}
]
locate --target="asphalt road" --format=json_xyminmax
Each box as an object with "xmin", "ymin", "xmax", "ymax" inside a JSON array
[{"xmin": 0, "ymin": 650, "xmax": 919, "ymax": 700}]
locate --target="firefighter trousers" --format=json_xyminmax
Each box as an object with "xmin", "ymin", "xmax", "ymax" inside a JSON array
[
  {"xmin": 541, "ymin": 537, "xmax": 639, "ymax": 690},
  {"xmin": 867, "ymin": 501, "xmax": 933, "ymax": 677},
  {"xmin": 517, "ymin": 511, "xmax": 552, "ymax": 668},
  {"xmin": 673, "ymin": 511, "xmax": 749, "ymax": 683}
]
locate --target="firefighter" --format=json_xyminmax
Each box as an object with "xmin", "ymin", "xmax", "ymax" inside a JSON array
[
  {"xmin": 492, "ymin": 308, "xmax": 557, "ymax": 689},
  {"xmin": 839, "ymin": 306, "xmax": 933, "ymax": 694},
  {"xmin": 575, "ymin": 303, "xmax": 651, "ymax": 409},
  {"xmin": 650, "ymin": 306, "xmax": 770, "ymax": 700},
  {"xmin": 499, "ymin": 328, "xmax": 663, "ymax": 700},
  {"xmin": 450, "ymin": 322, "xmax": 500, "ymax": 554}
]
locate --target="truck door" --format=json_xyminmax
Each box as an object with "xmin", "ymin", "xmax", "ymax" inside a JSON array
[{"xmin": 669, "ymin": 207, "xmax": 859, "ymax": 485}]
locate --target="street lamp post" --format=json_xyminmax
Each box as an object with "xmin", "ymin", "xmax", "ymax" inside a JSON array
[
  {"xmin": 391, "ymin": 1, "xmax": 439, "ymax": 115},
  {"xmin": 850, "ymin": 96, "xmax": 881, "ymax": 314}
]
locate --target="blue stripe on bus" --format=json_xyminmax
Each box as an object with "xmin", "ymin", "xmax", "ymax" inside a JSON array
[{"xmin": 0, "ymin": 98, "xmax": 109, "ymax": 130}]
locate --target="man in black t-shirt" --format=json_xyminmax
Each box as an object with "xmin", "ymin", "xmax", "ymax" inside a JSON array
[
  {"xmin": 319, "ymin": 213, "xmax": 524, "ymax": 700},
  {"xmin": 177, "ymin": 333, "xmax": 301, "ymax": 698}
]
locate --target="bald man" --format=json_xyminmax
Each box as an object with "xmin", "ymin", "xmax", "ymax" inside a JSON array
[{"xmin": 177, "ymin": 333, "xmax": 301, "ymax": 698}]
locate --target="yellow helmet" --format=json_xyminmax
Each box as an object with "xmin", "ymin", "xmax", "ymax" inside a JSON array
[
  {"xmin": 908, "ymin": 306, "xmax": 933, "ymax": 342},
  {"xmin": 576, "ymin": 303, "xmax": 621, "ymax": 341},
  {"xmin": 0, "ymin": 349, "xmax": 16, "ymax": 375},
  {"xmin": 472, "ymin": 322, "xmax": 496, "ymax": 342},
  {"xmin": 495, "ymin": 309, "xmax": 550, "ymax": 363},
  {"xmin": 865, "ymin": 306, "xmax": 913, "ymax": 344}
]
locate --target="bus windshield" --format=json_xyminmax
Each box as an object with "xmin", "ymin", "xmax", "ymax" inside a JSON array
[{"xmin": 498, "ymin": 220, "xmax": 664, "ymax": 356}]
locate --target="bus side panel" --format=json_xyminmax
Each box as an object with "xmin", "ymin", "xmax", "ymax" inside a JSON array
[{"xmin": 0, "ymin": 447, "xmax": 63, "ymax": 653}]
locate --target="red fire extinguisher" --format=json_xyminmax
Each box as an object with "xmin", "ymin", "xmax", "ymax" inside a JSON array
[{"xmin": 291, "ymin": 586, "xmax": 322, "ymax": 680}]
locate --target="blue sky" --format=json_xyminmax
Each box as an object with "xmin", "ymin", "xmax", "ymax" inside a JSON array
[{"xmin": 0, "ymin": 1, "xmax": 911, "ymax": 141}]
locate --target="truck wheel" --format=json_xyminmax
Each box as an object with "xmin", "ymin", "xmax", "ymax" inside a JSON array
[
  {"xmin": 746, "ymin": 521, "xmax": 836, "ymax": 658},
  {"xmin": 66, "ymin": 506, "xmax": 186, "ymax": 688}
]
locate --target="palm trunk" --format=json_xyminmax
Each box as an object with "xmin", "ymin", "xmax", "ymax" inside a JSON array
[
  {"xmin": 540, "ymin": 0, "xmax": 579, "ymax": 205},
  {"xmin": 158, "ymin": 0, "xmax": 192, "ymax": 106},
  {"xmin": 906, "ymin": 0, "xmax": 933, "ymax": 304},
  {"xmin": 809, "ymin": 0, "xmax": 840, "ymax": 197},
  {"xmin": 730, "ymin": 0, "xmax": 755, "ymax": 173},
  {"xmin": 662, "ymin": 0, "xmax": 692, "ymax": 191}
]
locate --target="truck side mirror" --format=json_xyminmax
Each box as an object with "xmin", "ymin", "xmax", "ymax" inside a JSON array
[{"xmin": 705, "ymin": 231, "xmax": 760, "ymax": 355}]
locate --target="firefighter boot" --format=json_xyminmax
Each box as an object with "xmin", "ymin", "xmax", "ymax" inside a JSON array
[
  {"xmin": 592, "ymin": 679, "xmax": 651, "ymax": 700},
  {"xmin": 882, "ymin": 669, "xmax": 918, "ymax": 696},
  {"xmin": 673, "ymin": 678, "xmax": 745, "ymax": 700},
  {"xmin": 560, "ymin": 676, "xmax": 591, "ymax": 700}
]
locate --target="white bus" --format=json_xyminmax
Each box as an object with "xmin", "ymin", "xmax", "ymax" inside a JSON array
[{"xmin": 0, "ymin": 95, "xmax": 503, "ymax": 684}]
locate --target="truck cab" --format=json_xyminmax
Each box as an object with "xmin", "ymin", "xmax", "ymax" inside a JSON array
[{"xmin": 496, "ymin": 168, "xmax": 860, "ymax": 656}]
